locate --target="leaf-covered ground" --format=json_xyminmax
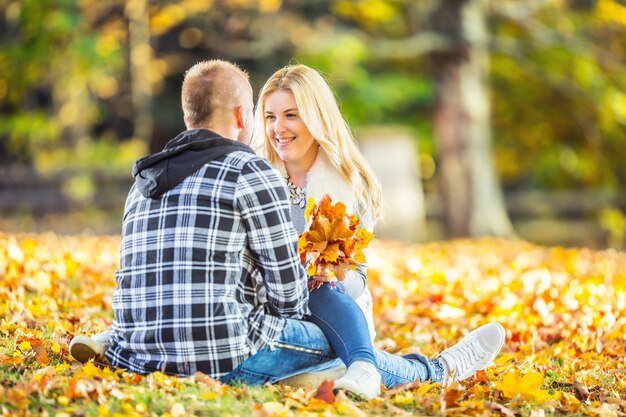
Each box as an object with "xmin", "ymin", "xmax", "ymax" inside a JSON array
[{"xmin": 1, "ymin": 233, "xmax": 625, "ymax": 417}]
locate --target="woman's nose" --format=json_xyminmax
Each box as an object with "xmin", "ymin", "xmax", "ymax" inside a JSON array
[{"xmin": 274, "ymin": 118, "xmax": 285, "ymax": 133}]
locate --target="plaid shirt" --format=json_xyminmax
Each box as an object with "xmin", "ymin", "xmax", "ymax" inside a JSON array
[{"xmin": 106, "ymin": 150, "xmax": 309, "ymax": 378}]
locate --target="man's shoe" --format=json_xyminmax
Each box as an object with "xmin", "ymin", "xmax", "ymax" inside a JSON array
[
  {"xmin": 69, "ymin": 330, "xmax": 112, "ymax": 364},
  {"xmin": 438, "ymin": 322, "xmax": 505, "ymax": 385},
  {"xmin": 333, "ymin": 361, "xmax": 381, "ymax": 400}
]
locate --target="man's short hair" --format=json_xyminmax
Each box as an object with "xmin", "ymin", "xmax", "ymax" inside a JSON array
[{"xmin": 181, "ymin": 60, "xmax": 250, "ymax": 127}]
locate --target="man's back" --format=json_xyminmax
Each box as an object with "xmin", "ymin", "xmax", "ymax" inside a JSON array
[{"xmin": 106, "ymin": 130, "xmax": 309, "ymax": 378}]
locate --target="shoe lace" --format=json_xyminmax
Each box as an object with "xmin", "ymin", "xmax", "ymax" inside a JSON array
[{"xmin": 447, "ymin": 336, "xmax": 487, "ymax": 377}]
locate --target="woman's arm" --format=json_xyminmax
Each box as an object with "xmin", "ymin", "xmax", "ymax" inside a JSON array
[
  {"xmin": 343, "ymin": 264, "xmax": 367, "ymax": 299},
  {"xmin": 343, "ymin": 205, "xmax": 374, "ymax": 299}
]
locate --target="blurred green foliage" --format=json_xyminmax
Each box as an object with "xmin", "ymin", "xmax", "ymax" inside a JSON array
[
  {"xmin": 0, "ymin": 0, "xmax": 625, "ymax": 223},
  {"xmin": 1, "ymin": 0, "xmax": 132, "ymax": 171}
]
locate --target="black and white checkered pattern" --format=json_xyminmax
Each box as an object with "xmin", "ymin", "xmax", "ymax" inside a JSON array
[{"xmin": 106, "ymin": 150, "xmax": 309, "ymax": 378}]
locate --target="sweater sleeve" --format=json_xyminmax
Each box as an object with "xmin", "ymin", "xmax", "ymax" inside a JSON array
[{"xmin": 343, "ymin": 206, "xmax": 374, "ymax": 299}]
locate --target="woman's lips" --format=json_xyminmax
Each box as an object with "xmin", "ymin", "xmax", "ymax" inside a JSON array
[{"xmin": 276, "ymin": 136, "xmax": 295, "ymax": 145}]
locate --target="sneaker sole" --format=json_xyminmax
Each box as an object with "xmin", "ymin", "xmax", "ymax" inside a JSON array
[
  {"xmin": 279, "ymin": 366, "xmax": 347, "ymax": 388},
  {"xmin": 69, "ymin": 336, "xmax": 103, "ymax": 364}
]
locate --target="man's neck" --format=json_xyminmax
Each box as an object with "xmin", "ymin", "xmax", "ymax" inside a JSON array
[{"xmin": 187, "ymin": 124, "xmax": 232, "ymax": 141}]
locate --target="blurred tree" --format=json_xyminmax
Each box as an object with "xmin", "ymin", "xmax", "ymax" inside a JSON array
[
  {"xmin": 430, "ymin": 0, "xmax": 515, "ymax": 237},
  {"xmin": 1, "ymin": 0, "xmax": 624, "ymax": 241},
  {"xmin": 127, "ymin": 0, "xmax": 152, "ymax": 149}
]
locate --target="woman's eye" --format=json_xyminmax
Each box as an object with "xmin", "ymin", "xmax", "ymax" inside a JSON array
[{"xmin": 265, "ymin": 115, "xmax": 275, "ymax": 120}]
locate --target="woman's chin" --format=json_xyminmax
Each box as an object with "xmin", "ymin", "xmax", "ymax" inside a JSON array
[{"xmin": 277, "ymin": 151, "xmax": 292, "ymax": 163}]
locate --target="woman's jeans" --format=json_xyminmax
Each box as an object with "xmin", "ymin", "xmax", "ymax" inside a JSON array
[
  {"xmin": 221, "ymin": 316, "xmax": 445, "ymax": 388},
  {"xmin": 306, "ymin": 281, "xmax": 376, "ymax": 367}
]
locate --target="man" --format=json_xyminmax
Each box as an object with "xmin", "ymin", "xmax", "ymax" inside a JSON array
[
  {"xmin": 102, "ymin": 60, "xmax": 311, "ymax": 377},
  {"xmin": 71, "ymin": 60, "xmax": 505, "ymax": 395}
]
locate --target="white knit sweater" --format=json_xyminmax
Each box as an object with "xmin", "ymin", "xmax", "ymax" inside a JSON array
[{"xmin": 277, "ymin": 149, "xmax": 376, "ymax": 340}]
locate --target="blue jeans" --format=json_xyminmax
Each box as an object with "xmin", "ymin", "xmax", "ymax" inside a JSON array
[
  {"xmin": 220, "ymin": 318, "xmax": 445, "ymax": 388},
  {"xmin": 306, "ymin": 281, "xmax": 376, "ymax": 367}
]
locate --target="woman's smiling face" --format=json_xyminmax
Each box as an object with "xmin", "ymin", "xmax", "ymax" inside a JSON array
[{"xmin": 264, "ymin": 89, "xmax": 318, "ymax": 171}]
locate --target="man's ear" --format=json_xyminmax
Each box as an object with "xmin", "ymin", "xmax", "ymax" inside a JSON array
[
  {"xmin": 234, "ymin": 106, "xmax": 245, "ymax": 129},
  {"xmin": 183, "ymin": 114, "xmax": 191, "ymax": 129}
]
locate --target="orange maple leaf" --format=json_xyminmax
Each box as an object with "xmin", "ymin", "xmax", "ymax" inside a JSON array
[
  {"xmin": 298, "ymin": 194, "xmax": 374, "ymax": 282},
  {"xmin": 314, "ymin": 379, "xmax": 336, "ymax": 404}
]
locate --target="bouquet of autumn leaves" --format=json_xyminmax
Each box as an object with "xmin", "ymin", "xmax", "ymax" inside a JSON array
[{"xmin": 298, "ymin": 194, "xmax": 374, "ymax": 289}]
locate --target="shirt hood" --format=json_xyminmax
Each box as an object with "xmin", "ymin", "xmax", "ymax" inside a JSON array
[{"xmin": 131, "ymin": 128, "xmax": 254, "ymax": 198}]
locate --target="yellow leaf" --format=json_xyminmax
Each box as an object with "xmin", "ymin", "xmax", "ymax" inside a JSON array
[
  {"xmin": 308, "ymin": 217, "xmax": 332, "ymax": 243},
  {"xmin": 329, "ymin": 217, "xmax": 355, "ymax": 240},
  {"xmin": 319, "ymin": 242, "xmax": 341, "ymax": 263},
  {"xmin": 298, "ymin": 234, "xmax": 309, "ymax": 252},
  {"xmin": 81, "ymin": 361, "xmax": 121, "ymax": 381},
  {"xmin": 51, "ymin": 342, "xmax": 61, "ymax": 354},
  {"xmin": 391, "ymin": 392, "xmax": 414, "ymax": 406},
  {"xmin": 98, "ymin": 404, "xmax": 110, "ymax": 417},
  {"xmin": 55, "ymin": 363, "xmax": 70, "ymax": 374},
  {"xmin": 335, "ymin": 391, "xmax": 368, "ymax": 416},
  {"xmin": 304, "ymin": 197, "xmax": 316, "ymax": 221},
  {"xmin": 495, "ymin": 371, "xmax": 552, "ymax": 402},
  {"xmin": 200, "ymin": 391, "xmax": 218, "ymax": 400},
  {"xmin": 355, "ymin": 228, "xmax": 374, "ymax": 250},
  {"xmin": 18, "ymin": 341, "xmax": 32, "ymax": 351},
  {"xmin": 353, "ymin": 250, "xmax": 366, "ymax": 264}
]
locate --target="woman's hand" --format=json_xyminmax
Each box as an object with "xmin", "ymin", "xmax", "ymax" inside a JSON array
[{"xmin": 310, "ymin": 273, "xmax": 335, "ymax": 283}]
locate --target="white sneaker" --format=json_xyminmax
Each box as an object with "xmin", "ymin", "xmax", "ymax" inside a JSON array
[
  {"xmin": 438, "ymin": 322, "xmax": 505, "ymax": 385},
  {"xmin": 69, "ymin": 330, "xmax": 113, "ymax": 364},
  {"xmin": 279, "ymin": 365, "xmax": 347, "ymax": 388},
  {"xmin": 333, "ymin": 361, "xmax": 381, "ymax": 400}
]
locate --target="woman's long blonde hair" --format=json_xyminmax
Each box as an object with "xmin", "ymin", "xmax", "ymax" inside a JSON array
[{"xmin": 253, "ymin": 65, "xmax": 383, "ymax": 222}]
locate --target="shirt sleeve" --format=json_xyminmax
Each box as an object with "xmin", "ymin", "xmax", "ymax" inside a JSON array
[{"xmin": 235, "ymin": 158, "xmax": 310, "ymax": 318}]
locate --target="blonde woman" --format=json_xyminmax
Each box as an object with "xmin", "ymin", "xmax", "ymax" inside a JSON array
[{"xmin": 253, "ymin": 64, "xmax": 506, "ymax": 398}]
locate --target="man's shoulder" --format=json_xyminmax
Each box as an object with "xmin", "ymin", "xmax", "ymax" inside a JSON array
[
  {"xmin": 220, "ymin": 151, "xmax": 281, "ymax": 179},
  {"xmin": 220, "ymin": 149, "xmax": 269, "ymax": 169}
]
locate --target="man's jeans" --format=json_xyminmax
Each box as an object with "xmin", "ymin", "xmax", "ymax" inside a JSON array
[{"xmin": 221, "ymin": 318, "xmax": 445, "ymax": 388}]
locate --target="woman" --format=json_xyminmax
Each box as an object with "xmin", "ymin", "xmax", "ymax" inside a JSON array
[
  {"xmin": 252, "ymin": 64, "xmax": 384, "ymax": 398},
  {"xmin": 251, "ymin": 64, "xmax": 506, "ymax": 399}
]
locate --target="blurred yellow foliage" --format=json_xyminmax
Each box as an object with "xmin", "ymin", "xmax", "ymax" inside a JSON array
[{"xmin": 1, "ymin": 234, "xmax": 625, "ymax": 415}]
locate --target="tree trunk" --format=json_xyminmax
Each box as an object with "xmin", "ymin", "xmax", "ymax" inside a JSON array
[
  {"xmin": 126, "ymin": 0, "xmax": 153, "ymax": 148},
  {"xmin": 431, "ymin": 0, "xmax": 515, "ymax": 237}
]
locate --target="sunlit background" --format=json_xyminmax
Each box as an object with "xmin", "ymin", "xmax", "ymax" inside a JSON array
[{"xmin": 1, "ymin": 0, "xmax": 625, "ymax": 248}]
